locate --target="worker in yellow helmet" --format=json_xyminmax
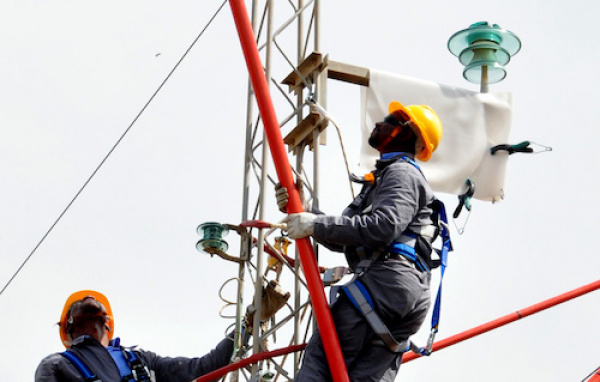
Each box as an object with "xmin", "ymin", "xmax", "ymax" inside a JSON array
[
  {"xmin": 35, "ymin": 290, "xmax": 235, "ymax": 382},
  {"xmin": 278, "ymin": 101, "xmax": 445, "ymax": 381},
  {"xmin": 372, "ymin": 101, "xmax": 442, "ymax": 162}
]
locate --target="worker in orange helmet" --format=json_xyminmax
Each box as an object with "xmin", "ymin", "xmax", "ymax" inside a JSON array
[
  {"xmin": 35, "ymin": 290, "xmax": 235, "ymax": 382},
  {"xmin": 278, "ymin": 101, "xmax": 445, "ymax": 381}
]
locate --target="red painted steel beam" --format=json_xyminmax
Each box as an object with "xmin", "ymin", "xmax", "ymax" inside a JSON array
[
  {"xmin": 587, "ymin": 369, "xmax": 600, "ymax": 382},
  {"xmin": 193, "ymin": 344, "xmax": 306, "ymax": 382},
  {"xmin": 403, "ymin": 279, "xmax": 600, "ymax": 363},
  {"xmin": 228, "ymin": 1, "xmax": 349, "ymax": 381}
]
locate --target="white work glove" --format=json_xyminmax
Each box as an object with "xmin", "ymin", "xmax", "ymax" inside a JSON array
[{"xmin": 284, "ymin": 212, "xmax": 316, "ymax": 239}]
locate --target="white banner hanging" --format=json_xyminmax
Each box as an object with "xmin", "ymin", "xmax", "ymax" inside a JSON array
[{"xmin": 360, "ymin": 69, "xmax": 513, "ymax": 202}]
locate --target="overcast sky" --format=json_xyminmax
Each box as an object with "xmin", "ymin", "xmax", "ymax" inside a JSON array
[{"xmin": 1, "ymin": 1, "xmax": 599, "ymax": 381}]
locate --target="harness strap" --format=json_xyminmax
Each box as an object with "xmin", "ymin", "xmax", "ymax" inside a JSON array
[
  {"xmin": 342, "ymin": 280, "xmax": 410, "ymax": 353},
  {"xmin": 342, "ymin": 154, "xmax": 454, "ymax": 356},
  {"xmin": 107, "ymin": 341, "xmax": 134, "ymax": 382},
  {"xmin": 61, "ymin": 351, "xmax": 101, "ymax": 382},
  {"xmin": 387, "ymin": 199, "xmax": 453, "ymax": 356},
  {"xmin": 328, "ymin": 251, "xmax": 379, "ymax": 306},
  {"xmin": 389, "ymin": 233, "xmax": 430, "ymax": 272},
  {"xmin": 423, "ymin": 199, "xmax": 453, "ymax": 355},
  {"xmin": 61, "ymin": 343, "xmax": 150, "ymax": 382},
  {"xmin": 123, "ymin": 350, "xmax": 152, "ymax": 381}
]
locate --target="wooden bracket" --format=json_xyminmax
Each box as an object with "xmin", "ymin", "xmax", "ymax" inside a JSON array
[
  {"xmin": 281, "ymin": 52, "xmax": 370, "ymax": 152},
  {"xmin": 282, "ymin": 51, "xmax": 370, "ymax": 94},
  {"xmin": 283, "ymin": 112, "xmax": 328, "ymax": 152}
]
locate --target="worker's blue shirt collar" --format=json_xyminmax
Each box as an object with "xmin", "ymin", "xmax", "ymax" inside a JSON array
[
  {"xmin": 376, "ymin": 152, "xmax": 420, "ymax": 172},
  {"xmin": 380, "ymin": 151, "xmax": 414, "ymax": 160}
]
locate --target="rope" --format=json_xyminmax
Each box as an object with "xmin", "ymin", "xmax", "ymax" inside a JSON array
[
  {"xmin": 308, "ymin": 99, "xmax": 356, "ymax": 199},
  {"xmin": 0, "ymin": 0, "xmax": 228, "ymax": 298}
]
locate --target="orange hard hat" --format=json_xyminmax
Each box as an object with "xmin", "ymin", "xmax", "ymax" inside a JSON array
[
  {"xmin": 58, "ymin": 290, "xmax": 114, "ymax": 348},
  {"xmin": 388, "ymin": 101, "xmax": 443, "ymax": 161}
]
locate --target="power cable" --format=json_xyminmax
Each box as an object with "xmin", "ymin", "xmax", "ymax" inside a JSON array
[{"xmin": 0, "ymin": 0, "xmax": 229, "ymax": 298}]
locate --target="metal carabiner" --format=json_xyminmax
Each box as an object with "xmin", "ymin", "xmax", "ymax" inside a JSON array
[{"xmin": 423, "ymin": 328, "xmax": 438, "ymax": 356}]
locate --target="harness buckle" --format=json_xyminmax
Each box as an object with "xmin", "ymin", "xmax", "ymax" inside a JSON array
[{"xmin": 323, "ymin": 266, "xmax": 350, "ymax": 286}]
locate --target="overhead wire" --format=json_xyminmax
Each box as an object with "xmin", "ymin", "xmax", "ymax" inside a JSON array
[{"xmin": 0, "ymin": 0, "xmax": 229, "ymax": 298}]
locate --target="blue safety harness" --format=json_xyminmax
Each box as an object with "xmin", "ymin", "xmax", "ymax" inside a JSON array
[
  {"xmin": 61, "ymin": 350, "xmax": 100, "ymax": 381},
  {"xmin": 61, "ymin": 338, "xmax": 151, "ymax": 382},
  {"xmin": 389, "ymin": 197, "xmax": 452, "ymax": 355},
  {"xmin": 341, "ymin": 154, "xmax": 453, "ymax": 355}
]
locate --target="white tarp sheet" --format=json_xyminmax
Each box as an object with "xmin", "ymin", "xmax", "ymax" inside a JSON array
[{"xmin": 360, "ymin": 69, "xmax": 513, "ymax": 202}]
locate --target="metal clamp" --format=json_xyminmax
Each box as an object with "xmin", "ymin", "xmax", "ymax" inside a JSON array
[{"xmin": 423, "ymin": 328, "xmax": 438, "ymax": 356}]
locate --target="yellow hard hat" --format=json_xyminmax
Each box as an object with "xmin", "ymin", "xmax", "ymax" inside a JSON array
[
  {"xmin": 388, "ymin": 101, "xmax": 443, "ymax": 161},
  {"xmin": 59, "ymin": 290, "xmax": 114, "ymax": 348}
]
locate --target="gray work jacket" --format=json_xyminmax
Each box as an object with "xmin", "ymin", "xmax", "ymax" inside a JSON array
[
  {"xmin": 313, "ymin": 153, "xmax": 435, "ymax": 255},
  {"xmin": 313, "ymin": 153, "xmax": 434, "ymax": 338},
  {"xmin": 35, "ymin": 335, "xmax": 234, "ymax": 382}
]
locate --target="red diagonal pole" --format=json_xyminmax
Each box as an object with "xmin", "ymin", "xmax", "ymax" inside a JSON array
[
  {"xmin": 193, "ymin": 344, "xmax": 306, "ymax": 382},
  {"xmin": 403, "ymin": 279, "xmax": 600, "ymax": 363},
  {"xmin": 586, "ymin": 368, "xmax": 600, "ymax": 382},
  {"xmin": 228, "ymin": 1, "xmax": 349, "ymax": 381}
]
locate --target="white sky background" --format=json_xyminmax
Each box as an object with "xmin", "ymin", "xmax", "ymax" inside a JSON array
[{"xmin": 1, "ymin": 0, "xmax": 599, "ymax": 381}]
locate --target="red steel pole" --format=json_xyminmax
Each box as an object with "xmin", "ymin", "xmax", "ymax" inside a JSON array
[
  {"xmin": 193, "ymin": 344, "xmax": 306, "ymax": 382},
  {"xmin": 228, "ymin": 1, "xmax": 349, "ymax": 381},
  {"xmin": 403, "ymin": 279, "xmax": 600, "ymax": 363},
  {"xmin": 587, "ymin": 369, "xmax": 600, "ymax": 382}
]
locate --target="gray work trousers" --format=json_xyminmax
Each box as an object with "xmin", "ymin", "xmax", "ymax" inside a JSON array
[{"xmin": 295, "ymin": 293, "xmax": 402, "ymax": 382}]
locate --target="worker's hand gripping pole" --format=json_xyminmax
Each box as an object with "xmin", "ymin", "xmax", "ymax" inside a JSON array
[{"xmin": 228, "ymin": 1, "xmax": 349, "ymax": 381}]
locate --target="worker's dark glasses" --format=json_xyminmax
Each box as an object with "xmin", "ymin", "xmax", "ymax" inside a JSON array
[{"xmin": 383, "ymin": 111, "xmax": 410, "ymax": 126}]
